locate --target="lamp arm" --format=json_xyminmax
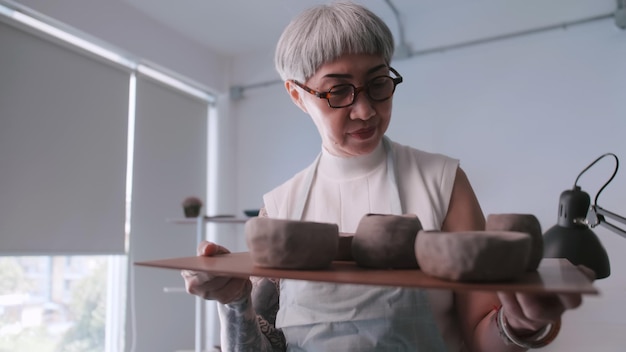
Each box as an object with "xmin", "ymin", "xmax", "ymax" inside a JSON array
[{"xmin": 592, "ymin": 205, "xmax": 626, "ymax": 239}]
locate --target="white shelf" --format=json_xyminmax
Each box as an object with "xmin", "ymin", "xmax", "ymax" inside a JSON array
[{"xmin": 167, "ymin": 216, "xmax": 249, "ymax": 225}]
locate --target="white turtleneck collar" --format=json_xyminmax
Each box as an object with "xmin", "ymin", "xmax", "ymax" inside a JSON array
[{"xmin": 317, "ymin": 140, "xmax": 386, "ymax": 181}]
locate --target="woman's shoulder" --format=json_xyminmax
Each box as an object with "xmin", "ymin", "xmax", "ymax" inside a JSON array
[
  {"xmin": 262, "ymin": 161, "xmax": 316, "ymax": 218},
  {"xmin": 265, "ymin": 166, "xmax": 311, "ymax": 199},
  {"xmin": 389, "ymin": 139, "xmax": 459, "ymax": 168}
]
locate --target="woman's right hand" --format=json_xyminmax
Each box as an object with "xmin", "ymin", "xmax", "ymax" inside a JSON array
[{"xmin": 181, "ymin": 240, "xmax": 251, "ymax": 304}]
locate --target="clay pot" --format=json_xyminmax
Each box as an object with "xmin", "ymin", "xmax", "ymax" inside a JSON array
[
  {"xmin": 245, "ymin": 217, "xmax": 339, "ymax": 269},
  {"xmin": 352, "ymin": 213, "xmax": 422, "ymax": 269},
  {"xmin": 415, "ymin": 230, "xmax": 531, "ymax": 282},
  {"xmin": 486, "ymin": 213, "xmax": 543, "ymax": 271}
]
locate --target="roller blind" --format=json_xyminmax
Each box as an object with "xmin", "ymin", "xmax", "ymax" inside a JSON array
[
  {"xmin": 0, "ymin": 20, "xmax": 129, "ymax": 254},
  {"xmin": 128, "ymin": 75, "xmax": 208, "ymax": 348},
  {"xmin": 130, "ymin": 75, "xmax": 208, "ymax": 263}
]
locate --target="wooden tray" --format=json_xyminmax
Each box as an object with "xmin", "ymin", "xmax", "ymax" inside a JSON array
[{"xmin": 135, "ymin": 252, "xmax": 598, "ymax": 294}]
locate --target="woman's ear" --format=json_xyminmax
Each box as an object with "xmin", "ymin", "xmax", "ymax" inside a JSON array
[{"xmin": 285, "ymin": 81, "xmax": 308, "ymax": 113}]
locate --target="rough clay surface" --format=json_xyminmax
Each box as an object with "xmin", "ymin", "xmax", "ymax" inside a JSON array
[
  {"xmin": 245, "ymin": 217, "xmax": 339, "ymax": 269},
  {"xmin": 352, "ymin": 213, "xmax": 422, "ymax": 269},
  {"xmin": 486, "ymin": 213, "xmax": 543, "ymax": 271},
  {"xmin": 415, "ymin": 230, "xmax": 531, "ymax": 282}
]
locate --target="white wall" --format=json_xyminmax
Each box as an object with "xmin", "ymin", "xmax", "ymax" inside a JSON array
[{"xmin": 231, "ymin": 17, "xmax": 626, "ymax": 351}]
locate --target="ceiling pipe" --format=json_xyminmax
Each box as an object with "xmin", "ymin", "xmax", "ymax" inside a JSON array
[
  {"xmin": 230, "ymin": 2, "xmax": 623, "ymax": 100},
  {"xmin": 410, "ymin": 12, "xmax": 616, "ymax": 58},
  {"xmin": 229, "ymin": 79, "xmax": 282, "ymax": 101},
  {"xmin": 616, "ymin": 0, "xmax": 626, "ymax": 29},
  {"xmin": 384, "ymin": 0, "xmax": 412, "ymax": 60}
]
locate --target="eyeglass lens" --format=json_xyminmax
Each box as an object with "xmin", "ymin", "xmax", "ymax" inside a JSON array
[{"xmin": 328, "ymin": 76, "xmax": 396, "ymax": 108}]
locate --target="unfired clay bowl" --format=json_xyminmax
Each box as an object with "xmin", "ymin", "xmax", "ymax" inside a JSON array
[
  {"xmin": 415, "ymin": 230, "xmax": 531, "ymax": 282},
  {"xmin": 486, "ymin": 213, "xmax": 543, "ymax": 271},
  {"xmin": 352, "ymin": 213, "xmax": 422, "ymax": 269},
  {"xmin": 245, "ymin": 217, "xmax": 339, "ymax": 269}
]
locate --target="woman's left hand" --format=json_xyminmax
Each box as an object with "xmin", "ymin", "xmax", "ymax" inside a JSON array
[{"xmin": 497, "ymin": 265, "xmax": 596, "ymax": 334}]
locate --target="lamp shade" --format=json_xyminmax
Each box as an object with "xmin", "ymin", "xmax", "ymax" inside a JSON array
[{"xmin": 543, "ymin": 187, "xmax": 610, "ymax": 279}]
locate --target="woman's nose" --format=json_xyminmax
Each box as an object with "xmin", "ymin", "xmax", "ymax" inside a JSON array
[{"xmin": 349, "ymin": 91, "xmax": 375, "ymax": 120}]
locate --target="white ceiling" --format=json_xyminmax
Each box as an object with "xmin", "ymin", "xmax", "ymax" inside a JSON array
[{"xmin": 122, "ymin": 0, "xmax": 617, "ymax": 58}]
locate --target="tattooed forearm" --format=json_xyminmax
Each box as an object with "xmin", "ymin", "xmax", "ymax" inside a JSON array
[{"xmin": 217, "ymin": 277, "xmax": 285, "ymax": 351}]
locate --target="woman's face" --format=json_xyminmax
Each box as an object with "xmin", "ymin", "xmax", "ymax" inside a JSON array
[{"xmin": 286, "ymin": 53, "xmax": 393, "ymax": 157}]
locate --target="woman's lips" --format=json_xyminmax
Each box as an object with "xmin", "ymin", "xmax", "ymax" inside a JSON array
[{"xmin": 349, "ymin": 127, "xmax": 376, "ymax": 140}]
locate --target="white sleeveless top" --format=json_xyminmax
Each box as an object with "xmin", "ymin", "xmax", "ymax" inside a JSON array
[{"xmin": 263, "ymin": 137, "xmax": 464, "ymax": 351}]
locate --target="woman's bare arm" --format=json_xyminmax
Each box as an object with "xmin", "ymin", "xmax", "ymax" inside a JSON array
[
  {"xmin": 185, "ymin": 207, "xmax": 285, "ymax": 351},
  {"xmin": 442, "ymin": 167, "xmax": 528, "ymax": 352},
  {"xmin": 218, "ymin": 276, "xmax": 285, "ymax": 351}
]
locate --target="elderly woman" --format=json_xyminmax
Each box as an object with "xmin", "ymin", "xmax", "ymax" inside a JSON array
[{"xmin": 182, "ymin": 2, "xmax": 587, "ymax": 351}]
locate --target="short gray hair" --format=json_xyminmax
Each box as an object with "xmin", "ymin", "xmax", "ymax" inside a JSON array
[{"xmin": 275, "ymin": 1, "xmax": 394, "ymax": 82}]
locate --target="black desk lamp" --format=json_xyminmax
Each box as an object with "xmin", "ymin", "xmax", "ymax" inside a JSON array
[{"xmin": 543, "ymin": 153, "xmax": 626, "ymax": 279}]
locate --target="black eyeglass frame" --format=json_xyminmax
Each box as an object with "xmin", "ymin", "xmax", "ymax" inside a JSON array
[{"xmin": 290, "ymin": 67, "xmax": 403, "ymax": 108}]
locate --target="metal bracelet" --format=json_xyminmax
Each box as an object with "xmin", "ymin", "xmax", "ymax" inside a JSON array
[{"xmin": 496, "ymin": 306, "xmax": 561, "ymax": 349}]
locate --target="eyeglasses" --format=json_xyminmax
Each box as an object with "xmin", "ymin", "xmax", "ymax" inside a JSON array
[{"xmin": 291, "ymin": 67, "xmax": 403, "ymax": 108}]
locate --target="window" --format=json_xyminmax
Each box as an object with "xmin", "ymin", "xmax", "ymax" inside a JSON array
[
  {"xmin": 0, "ymin": 256, "xmax": 120, "ymax": 352},
  {"xmin": 0, "ymin": 3, "xmax": 214, "ymax": 352}
]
